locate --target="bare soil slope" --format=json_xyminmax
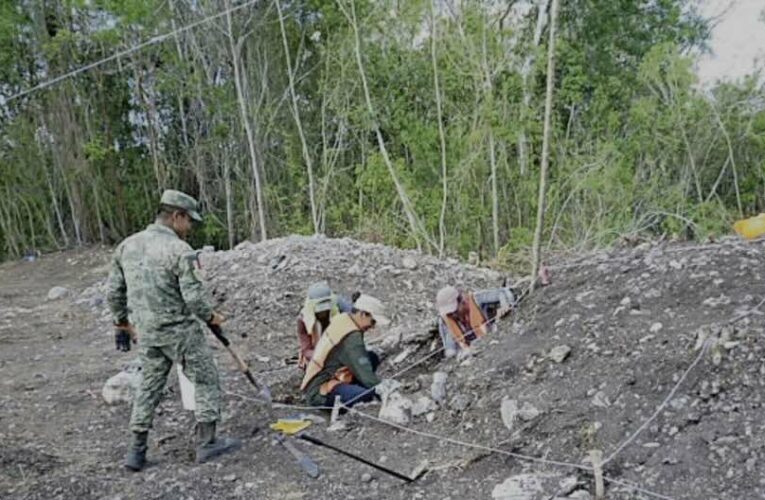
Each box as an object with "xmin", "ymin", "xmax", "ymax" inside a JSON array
[{"xmin": 1, "ymin": 235, "xmax": 763, "ymax": 499}]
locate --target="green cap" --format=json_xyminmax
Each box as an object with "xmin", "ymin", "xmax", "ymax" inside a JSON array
[{"xmin": 160, "ymin": 189, "xmax": 203, "ymax": 222}]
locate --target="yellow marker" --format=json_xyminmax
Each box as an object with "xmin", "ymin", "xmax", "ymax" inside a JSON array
[
  {"xmin": 733, "ymin": 213, "xmax": 765, "ymax": 240},
  {"xmin": 270, "ymin": 419, "xmax": 312, "ymax": 436}
]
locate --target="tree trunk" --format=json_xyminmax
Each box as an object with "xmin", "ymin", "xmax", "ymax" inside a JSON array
[
  {"xmin": 480, "ymin": 14, "xmax": 500, "ymax": 257},
  {"xmin": 52, "ymin": 94, "xmax": 83, "ymax": 245},
  {"xmin": 45, "ymin": 163, "xmax": 69, "ymax": 247},
  {"xmin": 530, "ymin": 0, "xmax": 559, "ymax": 290},
  {"xmin": 226, "ymin": 0, "xmax": 267, "ymax": 241},
  {"xmin": 275, "ymin": 0, "xmax": 319, "ymax": 234},
  {"xmin": 489, "ymin": 131, "xmax": 499, "ymax": 256},
  {"xmin": 711, "ymin": 103, "xmax": 743, "ymax": 217},
  {"xmin": 132, "ymin": 63, "xmax": 164, "ymax": 192},
  {"xmin": 518, "ymin": 0, "xmax": 550, "ymax": 177},
  {"xmin": 339, "ymin": 0, "xmax": 432, "ymax": 251},
  {"xmin": 0, "ymin": 198, "xmax": 21, "ymax": 256},
  {"xmin": 431, "ymin": 0, "xmax": 448, "ymax": 257},
  {"xmin": 224, "ymin": 155, "xmax": 235, "ymax": 249},
  {"xmin": 81, "ymin": 99, "xmax": 107, "ymax": 244},
  {"xmin": 38, "ymin": 114, "xmax": 70, "ymax": 247},
  {"xmin": 169, "ymin": 0, "xmax": 191, "ymax": 149}
]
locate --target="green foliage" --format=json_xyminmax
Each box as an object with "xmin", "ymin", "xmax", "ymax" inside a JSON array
[
  {"xmin": 1, "ymin": 0, "xmax": 763, "ymax": 266},
  {"xmin": 496, "ymin": 227, "xmax": 534, "ymax": 272},
  {"xmin": 192, "ymin": 214, "xmax": 227, "ymax": 249},
  {"xmin": 690, "ymin": 202, "xmax": 733, "ymax": 239}
]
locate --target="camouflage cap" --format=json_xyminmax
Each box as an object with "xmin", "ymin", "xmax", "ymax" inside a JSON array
[{"xmin": 160, "ymin": 189, "xmax": 203, "ymax": 222}]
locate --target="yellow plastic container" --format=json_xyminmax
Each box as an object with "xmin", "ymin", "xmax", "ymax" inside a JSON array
[{"xmin": 733, "ymin": 213, "xmax": 765, "ymax": 240}]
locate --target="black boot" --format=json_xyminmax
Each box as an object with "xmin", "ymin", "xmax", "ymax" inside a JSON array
[
  {"xmin": 195, "ymin": 421, "xmax": 241, "ymax": 464},
  {"xmin": 125, "ymin": 431, "xmax": 148, "ymax": 471}
]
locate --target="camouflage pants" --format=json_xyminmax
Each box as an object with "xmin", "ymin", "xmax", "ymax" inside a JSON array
[{"xmin": 129, "ymin": 329, "xmax": 221, "ymax": 433}]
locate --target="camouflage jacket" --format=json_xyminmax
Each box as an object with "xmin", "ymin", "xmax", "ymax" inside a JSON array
[{"xmin": 107, "ymin": 223, "xmax": 213, "ymax": 346}]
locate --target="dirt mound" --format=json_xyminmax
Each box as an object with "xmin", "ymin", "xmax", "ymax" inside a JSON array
[
  {"xmin": 1, "ymin": 235, "xmax": 764, "ymax": 499},
  {"xmin": 199, "ymin": 235, "xmax": 506, "ymax": 388},
  {"xmin": 205, "ymin": 234, "xmax": 504, "ymax": 327}
]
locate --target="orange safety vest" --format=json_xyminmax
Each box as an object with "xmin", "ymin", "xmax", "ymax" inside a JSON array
[
  {"xmin": 297, "ymin": 301, "xmax": 340, "ymax": 370},
  {"xmin": 441, "ymin": 293, "xmax": 487, "ymax": 349},
  {"xmin": 300, "ymin": 313, "xmax": 359, "ymax": 396}
]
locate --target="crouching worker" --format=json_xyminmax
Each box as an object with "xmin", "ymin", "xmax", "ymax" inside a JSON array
[
  {"xmin": 301, "ymin": 294, "xmax": 389, "ymax": 408},
  {"xmin": 435, "ymin": 286, "xmax": 516, "ymax": 358},
  {"xmin": 297, "ymin": 282, "xmax": 352, "ymax": 370}
]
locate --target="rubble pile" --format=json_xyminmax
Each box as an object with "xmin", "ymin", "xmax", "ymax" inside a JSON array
[{"xmin": 200, "ymin": 235, "xmax": 507, "ymax": 366}]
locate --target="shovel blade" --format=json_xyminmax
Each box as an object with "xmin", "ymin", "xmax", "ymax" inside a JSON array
[
  {"xmin": 298, "ymin": 456, "xmax": 320, "ymax": 478},
  {"xmin": 260, "ymin": 385, "xmax": 273, "ymax": 403},
  {"xmin": 277, "ymin": 434, "xmax": 320, "ymax": 478},
  {"xmin": 244, "ymin": 369, "xmax": 272, "ymax": 404}
]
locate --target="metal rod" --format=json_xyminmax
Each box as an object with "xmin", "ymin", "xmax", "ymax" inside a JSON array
[{"xmin": 299, "ymin": 434, "xmax": 414, "ymax": 482}]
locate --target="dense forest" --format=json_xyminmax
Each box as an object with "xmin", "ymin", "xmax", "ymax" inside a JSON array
[{"xmin": 1, "ymin": 0, "xmax": 763, "ymax": 268}]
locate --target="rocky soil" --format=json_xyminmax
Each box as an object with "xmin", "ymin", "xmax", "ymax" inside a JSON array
[{"xmin": 1, "ymin": 234, "xmax": 764, "ymax": 499}]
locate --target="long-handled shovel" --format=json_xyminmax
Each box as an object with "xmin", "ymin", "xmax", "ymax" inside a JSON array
[{"xmin": 207, "ymin": 323, "xmax": 273, "ymax": 405}]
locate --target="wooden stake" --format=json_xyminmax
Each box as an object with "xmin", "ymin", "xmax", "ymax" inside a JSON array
[
  {"xmin": 589, "ymin": 449, "xmax": 605, "ymax": 499},
  {"xmin": 330, "ymin": 395, "xmax": 342, "ymax": 425}
]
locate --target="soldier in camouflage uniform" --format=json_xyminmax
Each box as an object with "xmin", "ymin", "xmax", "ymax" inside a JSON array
[{"xmin": 107, "ymin": 190, "xmax": 241, "ymax": 471}]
